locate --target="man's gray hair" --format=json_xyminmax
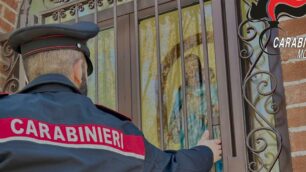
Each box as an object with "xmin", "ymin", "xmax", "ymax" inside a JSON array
[{"xmin": 23, "ymin": 49, "xmax": 85, "ymax": 81}]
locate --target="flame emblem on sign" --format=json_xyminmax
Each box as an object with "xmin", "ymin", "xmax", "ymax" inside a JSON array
[{"xmin": 250, "ymin": 0, "xmax": 306, "ymax": 22}]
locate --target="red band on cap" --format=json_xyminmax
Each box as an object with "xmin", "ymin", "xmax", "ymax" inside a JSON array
[
  {"xmin": 37, "ymin": 34, "xmax": 66, "ymax": 40},
  {"xmin": 23, "ymin": 45, "xmax": 77, "ymax": 56}
]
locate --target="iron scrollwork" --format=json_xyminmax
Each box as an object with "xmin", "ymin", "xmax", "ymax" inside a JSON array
[
  {"xmin": 1, "ymin": 40, "xmax": 20, "ymax": 93},
  {"xmin": 239, "ymin": 1, "xmax": 283, "ymax": 172},
  {"xmin": 49, "ymin": 0, "xmax": 127, "ymax": 22},
  {"xmin": 51, "ymin": 1, "xmax": 97, "ymax": 21},
  {"xmin": 51, "ymin": 0, "xmax": 70, "ymax": 3}
]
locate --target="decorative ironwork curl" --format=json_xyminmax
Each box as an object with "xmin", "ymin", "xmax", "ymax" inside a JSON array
[
  {"xmin": 77, "ymin": 3, "xmax": 85, "ymax": 12},
  {"xmin": 0, "ymin": 41, "xmax": 20, "ymax": 93},
  {"xmin": 248, "ymin": 157, "xmax": 264, "ymax": 172},
  {"xmin": 59, "ymin": 9, "xmax": 66, "ymax": 19},
  {"xmin": 239, "ymin": 2, "xmax": 283, "ymax": 171},
  {"xmin": 239, "ymin": 41, "xmax": 254, "ymax": 60},
  {"xmin": 88, "ymin": 0, "xmax": 95, "ymax": 9},
  {"xmin": 258, "ymin": 22, "xmax": 281, "ymax": 56},
  {"xmin": 51, "ymin": 0, "xmax": 70, "ymax": 4},
  {"xmin": 242, "ymin": 21, "xmax": 272, "ymax": 79},
  {"xmin": 97, "ymin": 0, "xmax": 103, "ymax": 7},
  {"xmin": 53, "ymin": 1, "xmax": 90, "ymax": 20},
  {"xmin": 107, "ymin": 0, "xmax": 124, "ymax": 5},
  {"xmin": 243, "ymin": 71, "xmax": 279, "ymax": 128},
  {"xmin": 238, "ymin": 18, "xmax": 258, "ymax": 42},
  {"xmin": 52, "ymin": 9, "xmax": 66, "ymax": 21},
  {"xmin": 2, "ymin": 41, "xmax": 14, "ymax": 58},
  {"xmin": 52, "ymin": 11, "xmax": 59, "ymax": 21},
  {"xmin": 3, "ymin": 77, "xmax": 20, "ymax": 93},
  {"xmin": 108, "ymin": 0, "xmax": 113, "ymax": 5},
  {"xmin": 242, "ymin": 68, "xmax": 282, "ymax": 172},
  {"xmin": 246, "ymin": 128, "xmax": 282, "ymax": 172},
  {"xmin": 264, "ymin": 94, "xmax": 280, "ymax": 114},
  {"xmin": 238, "ymin": 14, "xmax": 268, "ymax": 60},
  {"xmin": 69, "ymin": 6, "xmax": 76, "ymax": 16},
  {"xmin": 1, "ymin": 41, "xmax": 15, "ymax": 73},
  {"xmin": 50, "ymin": 0, "xmax": 130, "ymax": 21}
]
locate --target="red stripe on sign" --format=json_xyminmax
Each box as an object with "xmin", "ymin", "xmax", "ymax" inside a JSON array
[
  {"xmin": 268, "ymin": 0, "xmax": 306, "ymax": 20},
  {"xmin": 0, "ymin": 118, "xmax": 145, "ymax": 159}
]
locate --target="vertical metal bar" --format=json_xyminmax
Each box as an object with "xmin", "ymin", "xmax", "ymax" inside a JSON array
[
  {"xmin": 41, "ymin": 15, "xmax": 45, "ymax": 24},
  {"xmin": 154, "ymin": 0, "xmax": 165, "ymax": 150},
  {"xmin": 223, "ymin": 0, "xmax": 249, "ymax": 171},
  {"xmin": 199, "ymin": 0, "xmax": 214, "ymax": 140},
  {"xmin": 212, "ymin": 0, "xmax": 234, "ymax": 171},
  {"xmin": 114, "ymin": 0, "xmax": 119, "ymax": 110},
  {"xmin": 177, "ymin": 0, "xmax": 189, "ymax": 149},
  {"xmin": 58, "ymin": 10, "xmax": 61, "ymax": 23},
  {"xmin": 18, "ymin": 0, "xmax": 30, "ymax": 89},
  {"xmin": 75, "ymin": 4, "xmax": 79, "ymax": 23},
  {"xmin": 22, "ymin": 3, "xmax": 28, "ymax": 26},
  {"xmin": 94, "ymin": 0, "xmax": 99, "ymax": 103},
  {"xmin": 134, "ymin": 0, "xmax": 142, "ymax": 130},
  {"xmin": 19, "ymin": 56, "xmax": 27, "ymax": 89}
]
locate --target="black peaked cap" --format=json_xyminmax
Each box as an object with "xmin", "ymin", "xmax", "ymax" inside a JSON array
[{"xmin": 8, "ymin": 22, "xmax": 99, "ymax": 75}]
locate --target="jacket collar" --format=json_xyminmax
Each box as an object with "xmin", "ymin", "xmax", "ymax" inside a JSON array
[
  {"xmin": 19, "ymin": 74, "xmax": 81, "ymax": 94},
  {"xmin": 17, "ymin": 74, "xmax": 131, "ymax": 121}
]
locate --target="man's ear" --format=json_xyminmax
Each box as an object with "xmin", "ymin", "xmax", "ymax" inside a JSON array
[{"xmin": 71, "ymin": 58, "xmax": 84, "ymax": 87}]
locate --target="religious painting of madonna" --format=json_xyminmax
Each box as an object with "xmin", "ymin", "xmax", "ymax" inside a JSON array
[{"xmin": 139, "ymin": 3, "xmax": 222, "ymax": 171}]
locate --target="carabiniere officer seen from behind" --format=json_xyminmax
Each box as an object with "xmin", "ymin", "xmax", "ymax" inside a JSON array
[{"xmin": 0, "ymin": 22, "xmax": 222, "ymax": 172}]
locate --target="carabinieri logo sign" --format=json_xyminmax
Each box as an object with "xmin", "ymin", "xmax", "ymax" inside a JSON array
[{"xmin": 248, "ymin": 0, "xmax": 306, "ymax": 58}]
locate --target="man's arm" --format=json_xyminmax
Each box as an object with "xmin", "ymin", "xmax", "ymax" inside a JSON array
[{"xmin": 143, "ymin": 131, "xmax": 222, "ymax": 172}]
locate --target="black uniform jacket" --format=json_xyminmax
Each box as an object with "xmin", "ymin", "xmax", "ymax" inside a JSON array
[{"xmin": 0, "ymin": 74, "xmax": 213, "ymax": 172}]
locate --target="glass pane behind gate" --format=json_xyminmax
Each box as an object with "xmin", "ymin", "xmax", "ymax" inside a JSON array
[
  {"xmin": 140, "ymin": 3, "xmax": 221, "ymax": 171},
  {"xmin": 87, "ymin": 29, "xmax": 117, "ymax": 109},
  {"xmin": 98, "ymin": 29, "xmax": 116, "ymax": 109}
]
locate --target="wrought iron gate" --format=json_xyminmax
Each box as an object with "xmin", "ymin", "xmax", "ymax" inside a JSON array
[
  {"xmin": 0, "ymin": 0, "xmax": 293, "ymax": 171},
  {"xmin": 237, "ymin": 0, "xmax": 292, "ymax": 171}
]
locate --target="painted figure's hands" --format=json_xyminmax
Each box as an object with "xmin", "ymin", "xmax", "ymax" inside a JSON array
[{"xmin": 197, "ymin": 131, "xmax": 222, "ymax": 163}]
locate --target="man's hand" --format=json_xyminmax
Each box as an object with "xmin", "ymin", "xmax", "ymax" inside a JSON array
[{"xmin": 197, "ymin": 131, "xmax": 222, "ymax": 163}]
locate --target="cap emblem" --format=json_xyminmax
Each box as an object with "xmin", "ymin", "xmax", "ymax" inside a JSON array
[{"xmin": 77, "ymin": 43, "xmax": 82, "ymax": 48}]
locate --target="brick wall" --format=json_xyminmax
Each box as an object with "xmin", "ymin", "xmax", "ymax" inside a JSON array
[
  {"xmin": 280, "ymin": 17, "xmax": 306, "ymax": 172},
  {"xmin": 0, "ymin": 0, "xmax": 21, "ymax": 90},
  {"xmin": 0, "ymin": 0, "xmax": 19, "ymax": 32}
]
